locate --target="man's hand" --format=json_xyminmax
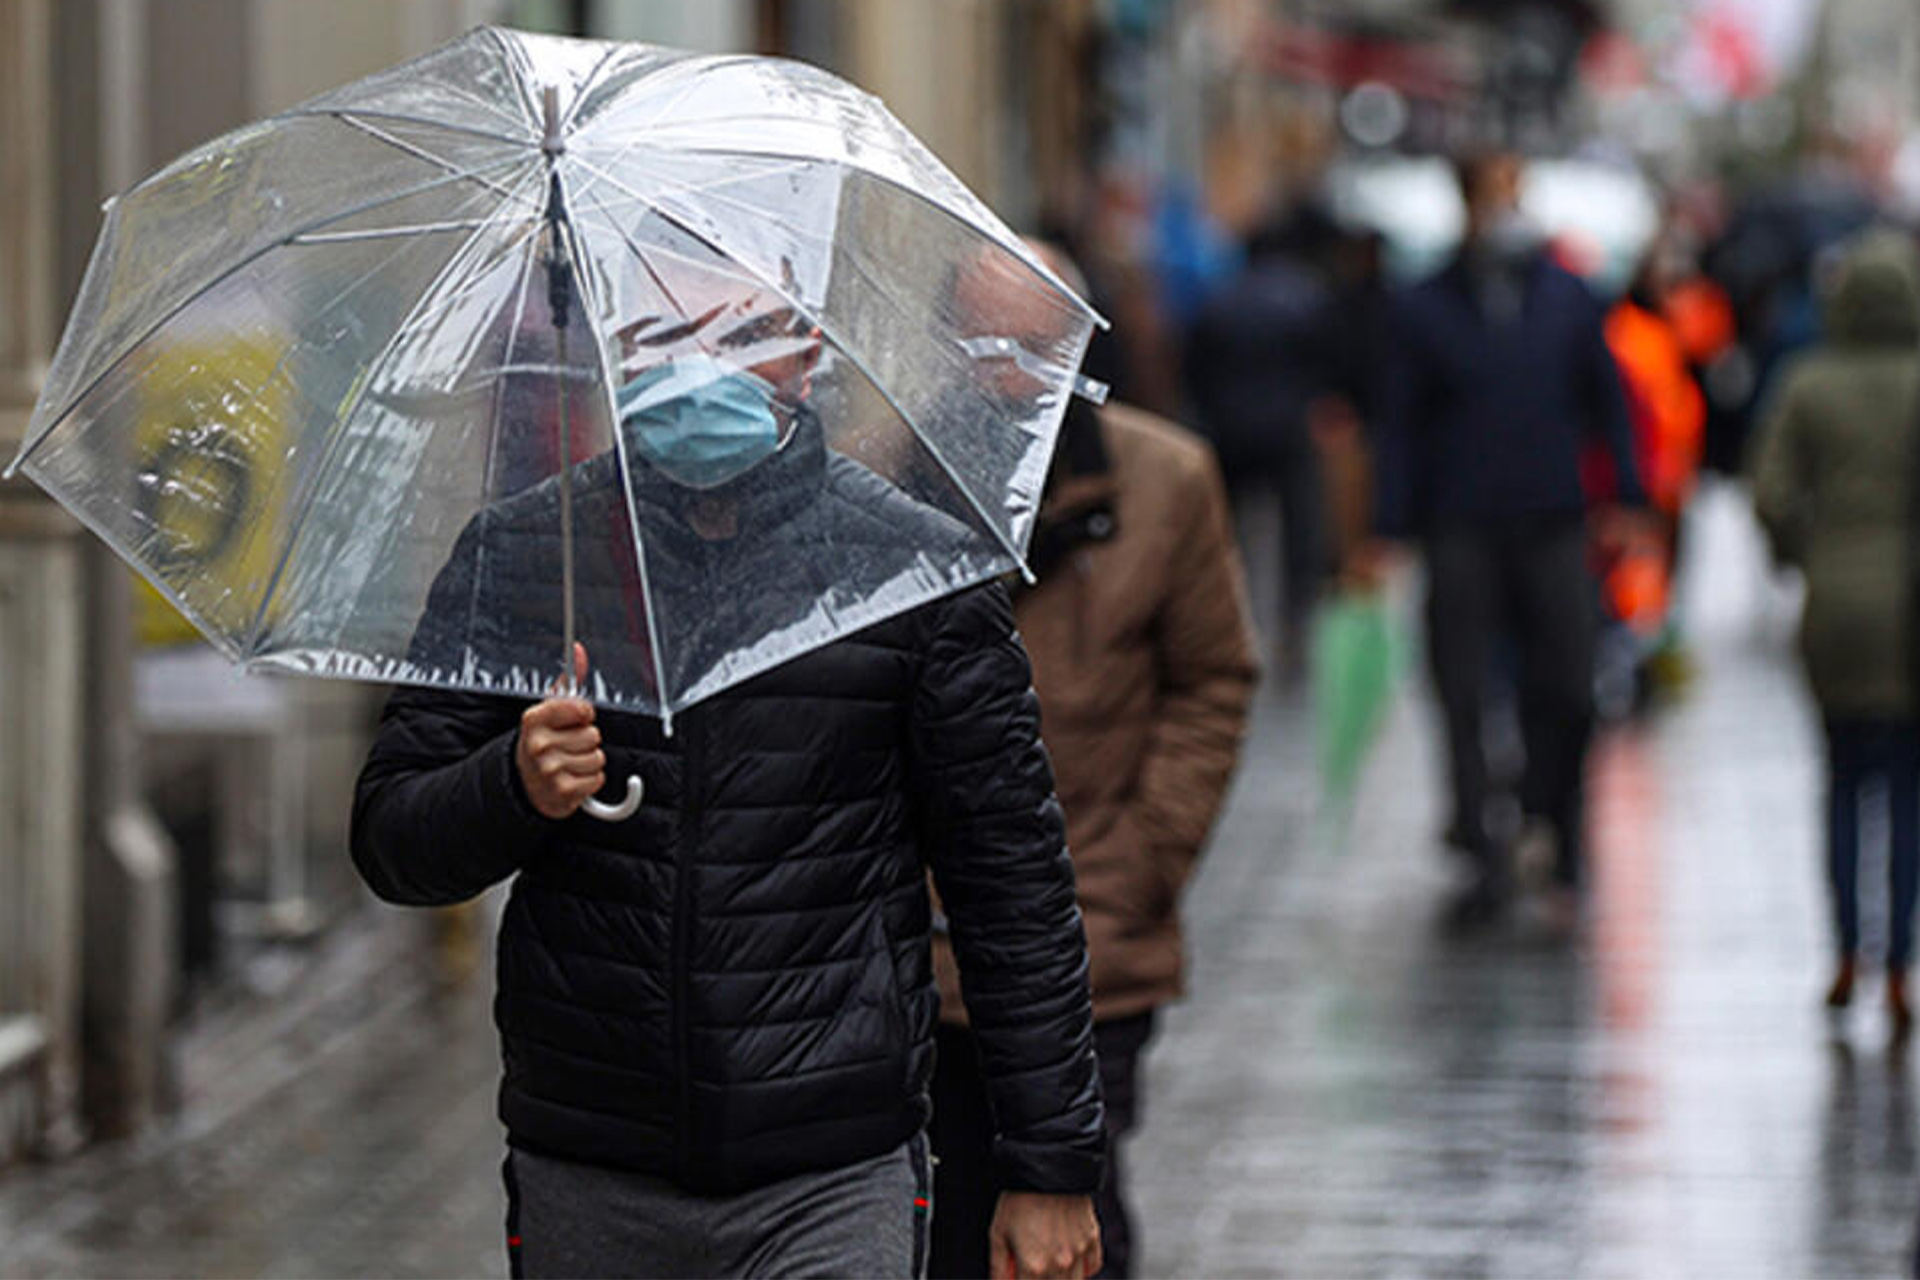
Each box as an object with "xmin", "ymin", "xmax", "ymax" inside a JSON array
[
  {"xmin": 989, "ymin": 1192, "xmax": 1101, "ymax": 1279},
  {"xmin": 514, "ymin": 644, "xmax": 606, "ymax": 820}
]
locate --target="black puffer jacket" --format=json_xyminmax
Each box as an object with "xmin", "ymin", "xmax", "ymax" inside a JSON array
[{"xmin": 351, "ymin": 444, "xmax": 1104, "ymax": 1196}]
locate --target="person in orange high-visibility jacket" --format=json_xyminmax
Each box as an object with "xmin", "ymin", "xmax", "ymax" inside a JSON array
[{"xmin": 1591, "ymin": 292, "xmax": 1706, "ymax": 635}]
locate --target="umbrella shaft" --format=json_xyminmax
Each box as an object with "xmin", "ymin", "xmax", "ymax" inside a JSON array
[{"xmin": 557, "ymin": 321, "xmax": 577, "ymax": 694}]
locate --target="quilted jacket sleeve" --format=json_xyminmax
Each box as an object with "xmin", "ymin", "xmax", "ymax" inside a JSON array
[
  {"xmin": 911, "ymin": 582, "xmax": 1106, "ymax": 1194},
  {"xmin": 349, "ymin": 522, "xmax": 553, "ymax": 906}
]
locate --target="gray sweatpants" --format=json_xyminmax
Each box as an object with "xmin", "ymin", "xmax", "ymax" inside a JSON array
[{"xmin": 505, "ymin": 1136, "xmax": 931, "ymax": 1279}]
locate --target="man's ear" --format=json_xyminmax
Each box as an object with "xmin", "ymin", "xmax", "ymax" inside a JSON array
[{"xmin": 796, "ymin": 331, "xmax": 824, "ymax": 399}]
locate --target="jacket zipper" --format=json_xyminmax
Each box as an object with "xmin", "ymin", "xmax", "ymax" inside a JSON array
[{"xmin": 672, "ymin": 713, "xmax": 704, "ymax": 1182}]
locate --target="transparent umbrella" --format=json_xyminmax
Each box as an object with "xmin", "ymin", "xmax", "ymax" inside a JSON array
[{"xmin": 8, "ymin": 26, "xmax": 1104, "ymax": 785}]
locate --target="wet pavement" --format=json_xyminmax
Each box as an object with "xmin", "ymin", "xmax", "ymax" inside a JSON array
[{"xmin": 3, "ymin": 486, "xmax": 1917, "ymax": 1278}]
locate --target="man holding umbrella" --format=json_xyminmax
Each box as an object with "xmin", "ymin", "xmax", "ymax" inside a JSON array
[
  {"xmin": 11, "ymin": 26, "xmax": 1114, "ymax": 1278},
  {"xmin": 351, "ymin": 263, "xmax": 1107, "ymax": 1278}
]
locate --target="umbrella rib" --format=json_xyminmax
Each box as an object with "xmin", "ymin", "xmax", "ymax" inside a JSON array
[
  {"xmin": 239, "ymin": 175, "xmax": 546, "ymax": 659},
  {"xmin": 558, "ymin": 44, "xmax": 627, "ymax": 135},
  {"xmin": 569, "ymin": 157, "xmax": 1040, "ymax": 579},
  {"xmin": 570, "ymin": 153, "xmax": 816, "ymax": 224},
  {"xmin": 10, "ymin": 153, "xmax": 535, "ymax": 477},
  {"xmin": 615, "ymin": 54, "xmax": 761, "ymax": 134},
  {"xmin": 334, "ymin": 113, "xmax": 542, "ymax": 205},
  {"xmin": 279, "ymin": 106, "xmax": 534, "ymax": 148},
  {"xmin": 292, "ymin": 217, "xmax": 538, "ymax": 244},
  {"xmin": 561, "ymin": 57, "xmax": 764, "ymax": 208},
  {"xmin": 557, "ymin": 194, "xmax": 676, "ymax": 728},
  {"xmin": 482, "ymin": 26, "xmax": 545, "ymax": 141}
]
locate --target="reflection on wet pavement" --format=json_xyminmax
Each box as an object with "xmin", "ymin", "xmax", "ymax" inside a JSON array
[{"xmin": 1132, "ymin": 532, "xmax": 1919, "ymax": 1275}]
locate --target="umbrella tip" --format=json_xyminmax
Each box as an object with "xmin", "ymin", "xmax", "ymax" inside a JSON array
[{"xmin": 541, "ymin": 85, "xmax": 565, "ymax": 157}]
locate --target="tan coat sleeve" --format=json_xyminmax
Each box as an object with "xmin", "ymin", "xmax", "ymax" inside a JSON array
[{"xmin": 1120, "ymin": 444, "xmax": 1260, "ymax": 897}]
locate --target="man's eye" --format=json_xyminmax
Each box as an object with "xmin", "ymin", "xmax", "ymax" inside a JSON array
[{"xmin": 718, "ymin": 310, "xmax": 804, "ymax": 349}]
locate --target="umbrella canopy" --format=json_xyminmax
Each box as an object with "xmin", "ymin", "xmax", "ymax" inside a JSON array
[{"xmin": 10, "ymin": 26, "xmax": 1101, "ymax": 726}]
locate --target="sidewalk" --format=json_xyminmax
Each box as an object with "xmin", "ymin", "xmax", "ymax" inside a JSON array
[
  {"xmin": 0, "ymin": 908, "xmax": 509, "ymax": 1278},
  {"xmin": 1130, "ymin": 485, "xmax": 1919, "ymax": 1277}
]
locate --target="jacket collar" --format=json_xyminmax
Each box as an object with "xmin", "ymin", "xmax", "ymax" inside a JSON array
[{"xmin": 1041, "ymin": 399, "xmax": 1117, "ymax": 518}]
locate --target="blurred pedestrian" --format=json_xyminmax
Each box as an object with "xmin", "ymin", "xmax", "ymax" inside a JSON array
[
  {"xmin": 1750, "ymin": 230, "xmax": 1920, "ymax": 1035},
  {"xmin": 350, "ymin": 269, "xmax": 1107, "ymax": 1278},
  {"xmin": 928, "ymin": 246, "xmax": 1260, "ymax": 1279},
  {"xmin": 1591, "ymin": 243, "xmax": 1709, "ymax": 693},
  {"xmin": 1184, "ymin": 205, "xmax": 1340, "ymax": 673},
  {"xmin": 1358, "ymin": 149, "xmax": 1648, "ymax": 921}
]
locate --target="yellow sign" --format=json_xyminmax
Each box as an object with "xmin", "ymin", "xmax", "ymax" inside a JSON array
[{"xmin": 134, "ymin": 339, "xmax": 291, "ymax": 647}]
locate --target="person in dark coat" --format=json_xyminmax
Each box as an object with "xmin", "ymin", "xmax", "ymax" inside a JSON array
[
  {"xmin": 350, "ymin": 275, "xmax": 1107, "ymax": 1279},
  {"xmin": 1183, "ymin": 207, "xmax": 1339, "ymax": 668},
  {"xmin": 1750, "ymin": 230, "xmax": 1920, "ymax": 1033},
  {"xmin": 1358, "ymin": 149, "xmax": 1648, "ymax": 918},
  {"xmin": 928, "ymin": 244, "xmax": 1260, "ymax": 1280}
]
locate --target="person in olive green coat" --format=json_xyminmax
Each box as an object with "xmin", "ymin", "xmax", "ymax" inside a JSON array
[{"xmin": 1751, "ymin": 229, "xmax": 1920, "ymax": 1032}]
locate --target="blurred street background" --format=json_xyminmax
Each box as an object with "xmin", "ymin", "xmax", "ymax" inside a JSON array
[{"xmin": 3, "ymin": 0, "xmax": 1920, "ymax": 1275}]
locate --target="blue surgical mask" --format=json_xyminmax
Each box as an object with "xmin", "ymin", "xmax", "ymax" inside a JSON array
[{"xmin": 617, "ymin": 353, "xmax": 782, "ymax": 490}]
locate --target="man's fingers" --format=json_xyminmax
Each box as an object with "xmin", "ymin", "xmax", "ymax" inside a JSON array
[
  {"xmin": 560, "ymin": 772, "xmax": 607, "ymax": 800},
  {"xmin": 990, "ymin": 1234, "xmax": 1014, "ymax": 1280},
  {"xmin": 532, "ymin": 725, "xmax": 600, "ymax": 755},
  {"xmin": 542, "ymin": 773, "xmax": 607, "ymax": 811},
  {"xmin": 536, "ymin": 750, "xmax": 605, "ymax": 780},
  {"xmin": 549, "ymin": 750, "xmax": 607, "ymax": 779},
  {"xmin": 522, "ymin": 728, "xmax": 600, "ymax": 762}
]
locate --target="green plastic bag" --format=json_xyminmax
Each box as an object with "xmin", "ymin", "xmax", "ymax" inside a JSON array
[{"xmin": 1312, "ymin": 589, "xmax": 1401, "ymax": 811}]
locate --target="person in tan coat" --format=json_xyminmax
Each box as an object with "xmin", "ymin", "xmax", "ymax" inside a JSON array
[{"xmin": 929, "ymin": 245, "xmax": 1261, "ymax": 1280}]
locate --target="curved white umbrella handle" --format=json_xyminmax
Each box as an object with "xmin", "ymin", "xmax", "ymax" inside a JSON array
[{"xmin": 583, "ymin": 774, "xmax": 644, "ymax": 822}]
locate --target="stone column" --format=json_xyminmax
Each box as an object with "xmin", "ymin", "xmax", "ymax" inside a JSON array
[{"xmin": 0, "ymin": 0, "xmax": 86, "ymax": 1161}]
